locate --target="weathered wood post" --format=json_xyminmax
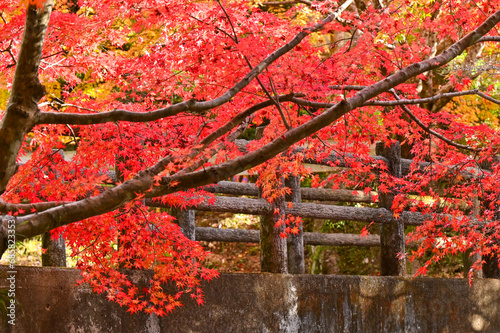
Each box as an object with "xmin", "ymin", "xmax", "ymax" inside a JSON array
[
  {"xmin": 286, "ymin": 176, "xmax": 304, "ymax": 274},
  {"xmin": 376, "ymin": 141, "xmax": 405, "ymax": 276},
  {"xmin": 482, "ymin": 252, "xmax": 500, "ymax": 279},
  {"xmin": 42, "ymin": 149, "xmax": 66, "ymax": 267},
  {"xmin": 172, "ymin": 208, "xmax": 196, "ymax": 241},
  {"xmin": 464, "ymin": 195, "xmax": 484, "ymax": 278},
  {"xmin": 259, "ymin": 176, "xmax": 288, "ymax": 273},
  {"xmin": 41, "ymin": 233, "xmax": 66, "ymax": 267},
  {"xmin": 483, "ymin": 205, "xmax": 500, "ymax": 278},
  {"xmin": 115, "ymin": 152, "xmax": 137, "ymax": 268}
]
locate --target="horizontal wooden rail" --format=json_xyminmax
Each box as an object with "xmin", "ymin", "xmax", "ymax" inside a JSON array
[
  {"xmin": 195, "ymin": 227, "xmax": 380, "ymax": 246},
  {"xmin": 146, "ymin": 196, "xmax": 430, "ymax": 225},
  {"xmin": 205, "ymin": 181, "xmax": 377, "ymax": 203},
  {"xmin": 234, "ymin": 140, "xmax": 487, "ymax": 180}
]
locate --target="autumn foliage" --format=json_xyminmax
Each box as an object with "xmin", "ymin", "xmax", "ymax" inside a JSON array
[{"xmin": 1, "ymin": 0, "xmax": 500, "ymax": 314}]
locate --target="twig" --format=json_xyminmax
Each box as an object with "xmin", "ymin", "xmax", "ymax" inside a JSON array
[
  {"xmin": 216, "ymin": 0, "xmax": 290, "ymax": 129},
  {"xmin": 216, "ymin": 0, "xmax": 239, "ymax": 43},
  {"xmin": 259, "ymin": 0, "xmax": 313, "ymax": 6},
  {"xmin": 1, "ymin": 40, "xmax": 17, "ymax": 67},
  {"xmin": 189, "ymin": 14, "xmax": 236, "ymax": 42},
  {"xmin": 389, "ymin": 89, "xmax": 479, "ymax": 152}
]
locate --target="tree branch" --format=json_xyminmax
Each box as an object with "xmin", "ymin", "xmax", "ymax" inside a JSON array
[
  {"xmin": 0, "ymin": 198, "xmax": 68, "ymax": 215},
  {"xmin": 259, "ymin": 0, "xmax": 313, "ymax": 6},
  {"xmin": 475, "ymin": 36, "xmax": 500, "ymax": 43},
  {"xmin": 149, "ymin": 9, "xmax": 500, "ymax": 196},
  {"xmin": 365, "ymin": 90, "xmax": 500, "ymax": 106},
  {"xmin": 389, "ymin": 89, "xmax": 478, "ymax": 152},
  {"xmin": 2, "ymin": 8, "xmax": 500, "ymax": 252},
  {"xmin": 36, "ymin": 5, "xmax": 349, "ymax": 126},
  {"xmin": 292, "ymin": 89, "xmax": 500, "ymax": 110}
]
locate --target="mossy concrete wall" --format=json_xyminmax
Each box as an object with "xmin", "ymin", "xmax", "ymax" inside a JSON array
[{"xmin": 1, "ymin": 265, "xmax": 500, "ymax": 332}]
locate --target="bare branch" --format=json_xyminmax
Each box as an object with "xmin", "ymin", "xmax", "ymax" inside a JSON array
[
  {"xmin": 259, "ymin": 0, "xmax": 313, "ymax": 6},
  {"xmin": 0, "ymin": 40, "xmax": 17, "ymax": 67},
  {"xmin": 364, "ymin": 90, "xmax": 500, "ymax": 106},
  {"xmin": 37, "ymin": 98, "xmax": 198, "ymax": 125},
  {"xmin": 292, "ymin": 89, "xmax": 500, "ymax": 109},
  {"xmin": 4, "ymin": 8, "xmax": 500, "ymax": 248},
  {"xmin": 389, "ymin": 89, "xmax": 478, "ymax": 152},
  {"xmin": 475, "ymin": 36, "xmax": 500, "ymax": 43},
  {"xmin": 36, "ymin": 5, "xmax": 350, "ymax": 126}
]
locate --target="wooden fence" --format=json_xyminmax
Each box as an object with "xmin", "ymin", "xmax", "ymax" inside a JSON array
[{"xmin": 41, "ymin": 142, "xmax": 500, "ymax": 278}]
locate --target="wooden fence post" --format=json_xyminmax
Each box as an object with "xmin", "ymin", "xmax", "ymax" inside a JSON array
[
  {"xmin": 259, "ymin": 176, "xmax": 288, "ymax": 273},
  {"xmin": 376, "ymin": 141, "xmax": 405, "ymax": 276},
  {"xmin": 42, "ymin": 149, "xmax": 66, "ymax": 267},
  {"xmin": 286, "ymin": 176, "xmax": 304, "ymax": 274},
  {"xmin": 482, "ymin": 206, "xmax": 500, "ymax": 279},
  {"xmin": 483, "ymin": 252, "xmax": 500, "ymax": 279},
  {"xmin": 172, "ymin": 208, "xmax": 196, "ymax": 241},
  {"xmin": 42, "ymin": 233, "xmax": 67, "ymax": 267}
]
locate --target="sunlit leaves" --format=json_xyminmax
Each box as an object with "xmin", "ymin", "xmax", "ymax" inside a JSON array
[{"xmin": 2, "ymin": 0, "xmax": 500, "ymax": 315}]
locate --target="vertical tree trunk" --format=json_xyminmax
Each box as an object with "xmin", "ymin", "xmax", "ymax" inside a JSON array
[
  {"xmin": 0, "ymin": 1, "xmax": 54, "ymax": 194},
  {"xmin": 376, "ymin": 141, "xmax": 405, "ymax": 276},
  {"xmin": 286, "ymin": 176, "xmax": 304, "ymax": 274}
]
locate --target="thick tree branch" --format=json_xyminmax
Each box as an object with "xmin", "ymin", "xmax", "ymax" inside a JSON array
[
  {"xmin": 365, "ymin": 90, "xmax": 500, "ymax": 106},
  {"xmin": 205, "ymin": 180, "xmax": 377, "ymax": 203},
  {"xmin": 293, "ymin": 90, "xmax": 500, "ymax": 109},
  {"xmin": 0, "ymin": 198, "xmax": 68, "ymax": 215},
  {"xmin": 149, "ymin": 9, "xmax": 500, "ymax": 196},
  {"xmin": 2, "ymin": 8, "xmax": 500, "ymax": 254}
]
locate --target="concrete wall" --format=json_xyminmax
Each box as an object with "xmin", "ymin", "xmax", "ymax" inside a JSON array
[{"xmin": 1, "ymin": 265, "xmax": 500, "ymax": 332}]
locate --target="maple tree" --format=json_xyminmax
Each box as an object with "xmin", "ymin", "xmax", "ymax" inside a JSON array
[{"xmin": 1, "ymin": 0, "xmax": 500, "ymax": 314}]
